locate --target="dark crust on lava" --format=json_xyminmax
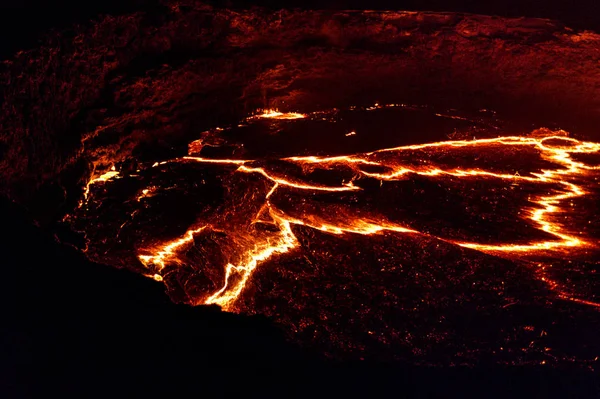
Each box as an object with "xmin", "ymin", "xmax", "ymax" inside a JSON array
[{"xmin": 1, "ymin": 1, "xmax": 600, "ymax": 221}]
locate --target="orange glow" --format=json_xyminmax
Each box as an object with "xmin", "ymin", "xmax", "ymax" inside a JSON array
[
  {"xmin": 82, "ymin": 166, "xmax": 120, "ymax": 201},
  {"xmin": 204, "ymin": 215, "xmax": 297, "ymax": 308},
  {"xmin": 137, "ymin": 186, "xmax": 158, "ymax": 202},
  {"xmin": 285, "ymin": 134, "xmax": 599, "ymax": 254},
  {"xmin": 253, "ymin": 109, "xmax": 306, "ymax": 120},
  {"xmin": 133, "ymin": 127, "xmax": 600, "ymax": 310},
  {"xmin": 139, "ymin": 225, "xmax": 208, "ymax": 272},
  {"xmin": 237, "ymin": 165, "xmax": 360, "ymax": 192},
  {"xmin": 183, "ymin": 156, "xmax": 247, "ymax": 165}
]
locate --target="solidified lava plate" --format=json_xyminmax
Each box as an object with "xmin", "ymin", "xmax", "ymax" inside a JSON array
[{"xmin": 2, "ymin": 2, "xmax": 600, "ymax": 366}]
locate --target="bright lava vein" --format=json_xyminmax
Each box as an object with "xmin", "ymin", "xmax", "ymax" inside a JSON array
[{"xmin": 77, "ymin": 107, "xmax": 600, "ymax": 311}]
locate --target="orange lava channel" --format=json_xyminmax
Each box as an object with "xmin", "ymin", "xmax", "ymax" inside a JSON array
[
  {"xmin": 251, "ymin": 109, "xmax": 306, "ymax": 120},
  {"xmin": 139, "ymin": 226, "xmax": 208, "ymax": 272},
  {"xmin": 129, "ymin": 126, "xmax": 600, "ymax": 311}
]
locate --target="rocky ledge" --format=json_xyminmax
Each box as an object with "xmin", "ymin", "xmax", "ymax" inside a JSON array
[{"xmin": 1, "ymin": 1, "xmax": 599, "ymax": 223}]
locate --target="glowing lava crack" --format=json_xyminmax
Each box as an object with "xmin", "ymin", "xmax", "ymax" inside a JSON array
[{"xmin": 80, "ymin": 108, "xmax": 600, "ymax": 311}]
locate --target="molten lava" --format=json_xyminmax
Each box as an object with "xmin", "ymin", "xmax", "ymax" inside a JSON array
[
  {"xmin": 254, "ymin": 109, "xmax": 307, "ymax": 120},
  {"xmin": 76, "ymin": 104, "xmax": 600, "ymax": 314},
  {"xmin": 82, "ymin": 166, "xmax": 119, "ymax": 201}
]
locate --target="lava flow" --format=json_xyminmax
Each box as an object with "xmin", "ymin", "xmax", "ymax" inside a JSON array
[{"xmin": 74, "ymin": 106, "xmax": 600, "ymax": 317}]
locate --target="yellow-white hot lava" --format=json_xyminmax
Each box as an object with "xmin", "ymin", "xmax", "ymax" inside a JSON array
[{"xmin": 81, "ymin": 107, "xmax": 600, "ymax": 311}]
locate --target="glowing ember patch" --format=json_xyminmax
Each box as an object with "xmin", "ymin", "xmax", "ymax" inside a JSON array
[
  {"xmin": 183, "ymin": 156, "xmax": 247, "ymax": 165},
  {"xmin": 204, "ymin": 216, "xmax": 298, "ymax": 308},
  {"xmin": 73, "ymin": 104, "xmax": 600, "ymax": 313},
  {"xmin": 237, "ymin": 165, "xmax": 360, "ymax": 192},
  {"xmin": 127, "ymin": 128, "xmax": 600, "ymax": 310},
  {"xmin": 137, "ymin": 187, "xmax": 158, "ymax": 201},
  {"xmin": 138, "ymin": 225, "xmax": 208, "ymax": 272},
  {"xmin": 254, "ymin": 109, "xmax": 306, "ymax": 120},
  {"xmin": 82, "ymin": 167, "xmax": 120, "ymax": 200}
]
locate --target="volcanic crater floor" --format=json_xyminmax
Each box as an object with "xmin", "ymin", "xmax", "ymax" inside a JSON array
[{"xmin": 67, "ymin": 104, "xmax": 600, "ymax": 366}]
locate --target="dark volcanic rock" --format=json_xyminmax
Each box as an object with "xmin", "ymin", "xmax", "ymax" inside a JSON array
[
  {"xmin": 1, "ymin": 2, "xmax": 600, "ymax": 222},
  {"xmin": 2, "ymin": 3, "xmax": 600, "ymax": 393},
  {"xmin": 2, "ymin": 195, "xmax": 599, "ymax": 396},
  {"xmin": 0, "ymin": 197, "xmax": 307, "ymax": 396}
]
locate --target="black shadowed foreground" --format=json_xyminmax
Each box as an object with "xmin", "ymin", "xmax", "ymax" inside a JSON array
[
  {"xmin": 2, "ymin": 1, "xmax": 600, "ymax": 396},
  {"xmin": 2, "ymin": 198, "xmax": 599, "ymax": 397},
  {"xmin": 0, "ymin": 199, "xmax": 304, "ymax": 396}
]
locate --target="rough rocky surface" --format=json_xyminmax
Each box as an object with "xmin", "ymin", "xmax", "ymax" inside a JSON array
[
  {"xmin": 3, "ymin": 3, "xmax": 600, "ymax": 392},
  {"xmin": 3, "ymin": 197, "xmax": 599, "ymax": 396},
  {"xmin": 1, "ymin": 1, "xmax": 600, "ymax": 224}
]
